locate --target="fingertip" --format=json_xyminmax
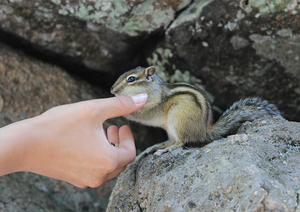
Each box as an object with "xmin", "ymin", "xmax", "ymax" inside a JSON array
[
  {"xmin": 107, "ymin": 125, "xmax": 119, "ymax": 133},
  {"xmin": 117, "ymin": 125, "xmax": 136, "ymax": 165},
  {"xmin": 101, "ymin": 95, "xmax": 146, "ymax": 120},
  {"xmin": 107, "ymin": 125, "xmax": 120, "ymax": 145},
  {"xmin": 119, "ymin": 125, "xmax": 132, "ymax": 133},
  {"xmin": 130, "ymin": 93, "xmax": 148, "ymax": 106},
  {"xmin": 119, "ymin": 125, "xmax": 135, "ymax": 149}
]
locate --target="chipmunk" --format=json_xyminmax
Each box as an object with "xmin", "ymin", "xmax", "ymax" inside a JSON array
[{"xmin": 111, "ymin": 66, "xmax": 283, "ymax": 155}]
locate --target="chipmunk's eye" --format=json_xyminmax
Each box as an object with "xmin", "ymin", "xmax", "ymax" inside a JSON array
[{"xmin": 127, "ymin": 76, "xmax": 136, "ymax": 83}]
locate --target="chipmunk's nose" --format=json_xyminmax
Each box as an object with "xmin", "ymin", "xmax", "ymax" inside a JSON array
[
  {"xmin": 110, "ymin": 87, "xmax": 115, "ymax": 95},
  {"xmin": 111, "ymin": 86, "xmax": 120, "ymax": 96}
]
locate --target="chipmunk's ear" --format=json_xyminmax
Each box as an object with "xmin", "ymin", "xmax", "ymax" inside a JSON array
[{"xmin": 145, "ymin": 66, "xmax": 156, "ymax": 77}]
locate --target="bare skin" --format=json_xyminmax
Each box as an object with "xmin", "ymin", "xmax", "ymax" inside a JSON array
[{"xmin": 0, "ymin": 94, "xmax": 147, "ymax": 188}]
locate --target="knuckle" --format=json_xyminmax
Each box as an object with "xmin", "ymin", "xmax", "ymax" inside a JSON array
[
  {"xmin": 107, "ymin": 159, "xmax": 119, "ymax": 171},
  {"xmin": 103, "ymin": 158, "xmax": 119, "ymax": 174},
  {"xmin": 128, "ymin": 153, "xmax": 136, "ymax": 164},
  {"xmin": 73, "ymin": 182, "xmax": 88, "ymax": 188},
  {"xmin": 125, "ymin": 146, "xmax": 136, "ymax": 163},
  {"xmin": 87, "ymin": 179, "xmax": 104, "ymax": 188}
]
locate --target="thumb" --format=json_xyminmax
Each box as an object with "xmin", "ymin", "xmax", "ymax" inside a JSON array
[{"xmin": 100, "ymin": 93, "xmax": 148, "ymax": 120}]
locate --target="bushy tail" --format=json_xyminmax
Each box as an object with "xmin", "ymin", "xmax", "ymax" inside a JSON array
[{"xmin": 207, "ymin": 97, "xmax": 283, "ymax": 141}]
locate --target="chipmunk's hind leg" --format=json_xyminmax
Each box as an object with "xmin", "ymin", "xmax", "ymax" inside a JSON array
[
  {"xmin": 152, "ymin": 106, "xmax": 188, "ymax": 156},
  {"xmin": 150, "ymin": 140, "xmax": 175, "ymax": 155},
  {"xmin": 152, "ymin": 141, "xmax": 183, "ymax": 156}
]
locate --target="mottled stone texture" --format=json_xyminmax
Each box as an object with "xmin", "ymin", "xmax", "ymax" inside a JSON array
[
  {"xmin": 0, "ymin": 0, "xmax": 191, "ymax": 85},
  {"xmin": 0, "ymin": 44, "xmax": 101, "ymax": 126},
  {"xmin": 107, "ymin": 118, "xmax": 300, "ymax": 211},
  {"xmin": 0, "ymin": 0, "xmax": 300, "ymax": 211},
  {"xmin": 152, "ymin": 0, "xmax": 300, "ymax": 121}
]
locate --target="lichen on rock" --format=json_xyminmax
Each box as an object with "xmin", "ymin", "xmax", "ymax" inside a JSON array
[
  {"xmin": 241, "ymin": 0, "xmax": 298, "ymax": 13},
  {"xmin": 55, "ymin": 0, "xmax": 191, "ymax": 36},
  {"xmin": 249, "ymin": 33, "xmax": 300, "ymax": 78}
]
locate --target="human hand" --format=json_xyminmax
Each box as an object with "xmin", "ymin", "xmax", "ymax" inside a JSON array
[{"xmin": 0, "ymin": 94, "xmax": 147, "ymax": 188}]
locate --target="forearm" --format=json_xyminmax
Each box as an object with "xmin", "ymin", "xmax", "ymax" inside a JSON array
[{"xmin": 0, "ymin": 119, "xmax": 33, "ymax": 176}]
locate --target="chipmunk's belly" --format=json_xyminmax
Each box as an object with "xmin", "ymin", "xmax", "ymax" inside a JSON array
[{"xmin": 125, "ymin": 113, "xmax": 166, "ymax": 128}]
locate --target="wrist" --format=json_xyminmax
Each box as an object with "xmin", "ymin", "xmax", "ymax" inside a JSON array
[{"xmin": 0, "ymin": 119, "xmax": 36, "ymax": 176}]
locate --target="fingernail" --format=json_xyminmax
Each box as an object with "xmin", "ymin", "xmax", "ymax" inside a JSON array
[{"xmin": 131, "ymin": 93, "xmax": 148, "ymax": 105}]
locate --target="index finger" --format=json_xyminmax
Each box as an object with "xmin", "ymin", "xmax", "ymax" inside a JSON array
[
  {"xmin": 97, "ymin": 94, "xmax": 147, "ymax": 122},
  {"xmin": 114, "ymin": 125, "xmax": 136, "ymax": 167}
]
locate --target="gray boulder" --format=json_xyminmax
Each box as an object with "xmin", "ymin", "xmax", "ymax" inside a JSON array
[
  {"xmin": 1, "ymin": 0, "xmax": 300, "ymax": 209},
  {"xmin": 107, "ymin": 118, "xmax": 300, "ymax": 211},
  {"xmin": 0, "ymin": 0, "xmax": 191, "ymax": 84},
  {"xmin": 146, "ymin": 0, "xmax": 300, "ymax": 121}
]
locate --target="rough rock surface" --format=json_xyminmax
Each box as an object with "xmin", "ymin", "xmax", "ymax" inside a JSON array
[
  {"xmin": 147, "ymin": 0, "xmax": 300, "ymax": 121},
  {"xmin": 1, "ymin": 0, "xmax": 300, "ymax": 210},
  {"xmin": 0, "ymin": 0, "xmax": 191, "ymax": 85},
  {"xmin": 0, "ymin": 42, "xmax": 164, "ymax": 211},
  {"xmin": 107, "ymin": 118, "xmax": 300, "ymax": 211}
]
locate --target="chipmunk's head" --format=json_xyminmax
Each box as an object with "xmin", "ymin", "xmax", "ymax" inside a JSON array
[{"xmin": 111, "ymin": 66, "xmax": 162, "ymax": 97}]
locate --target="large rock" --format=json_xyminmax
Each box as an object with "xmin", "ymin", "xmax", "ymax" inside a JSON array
[
  {"xmin": 107, "ymin": 118, "xmax": 300, "ymax": 211},
  {"xmin": 146, "ymin": 0, "xmax": 300, "ymax": 121},
  {"xmin": 0, "ymin": 0, "xmax": 191, "ymax": 85},
  {"xmin": 0, "ymin": 42, "xmax": 164, "ymax": 211},
  {"xmin": 1, "ymin": 0, "xmax": 300, "ymax": 210}
]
